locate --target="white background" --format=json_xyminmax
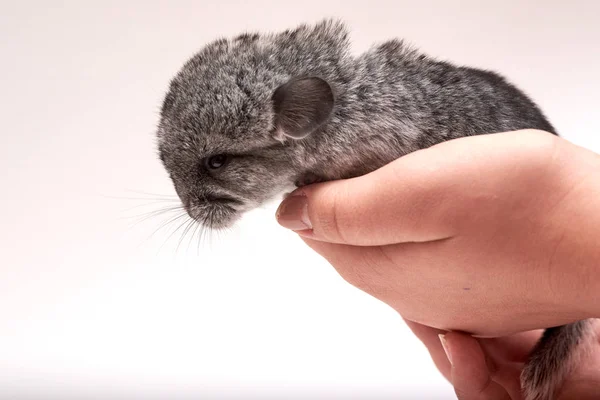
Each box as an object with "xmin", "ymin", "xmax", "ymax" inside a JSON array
[{"xmin": 1, "ymin": 1, "xmax": 599, "ymax": 399}]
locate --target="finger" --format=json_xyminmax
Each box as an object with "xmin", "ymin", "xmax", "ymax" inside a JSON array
[
  {"xmin": 275, "ymin": 130, "xmax": 556, "ymax": 246},
  {"xmin": 403, "ymin": 319, "xmax": 452, "ymax": 381},
  {"xmin": 477, "ymin": 332, "xmax": 544, "ymax": 398},
  {"xmin": 479, "ymin": 330, "xmax": 543, "ymax": 363},
  {"xmin": 441, "ymin": 332, "xmax": 513, "ymax": 400},
  {"xmin": 276, "ymin": 147, "xmax": 459, "ymax": 245}
]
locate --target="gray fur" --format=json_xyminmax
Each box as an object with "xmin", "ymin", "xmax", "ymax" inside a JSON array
[
  {"xmin": 521, "ymin": 320, "xmax": 593, "ymax": 400},
  {"xmin": 156, "ymin": 19, "xmax": 590, "ymax": 399}
]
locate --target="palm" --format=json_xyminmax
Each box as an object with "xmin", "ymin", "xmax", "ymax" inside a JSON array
[{"xmin": 405, "ymin": 319, "xmax": 600, "ymax": 399}]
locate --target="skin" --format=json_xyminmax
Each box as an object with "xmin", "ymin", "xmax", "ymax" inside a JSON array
[
  {"xmin": 275, "ymin": 129, "xmax": 600, "ymax": 398},
  {"xmin": 407, "ymin": 319, "xmax": 600, "ymax": 399}
]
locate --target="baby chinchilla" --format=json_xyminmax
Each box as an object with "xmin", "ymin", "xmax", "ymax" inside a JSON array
[{"xmin": 156, "ymin": 19, "xmax": 591, "ymax": 400}]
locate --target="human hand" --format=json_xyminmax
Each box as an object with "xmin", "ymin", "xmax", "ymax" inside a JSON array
[
  {"xmin": 406, "ymin": 319, "xmax": 600, "ymax": 399},
  {"xmin": 275, "ymin": 130, "xmax": 600, "ymax": 336}
]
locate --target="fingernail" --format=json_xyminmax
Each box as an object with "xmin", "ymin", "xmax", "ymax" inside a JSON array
[
  {"xmin": 439, "ymin": 334, "xmax": 453, "ymax": 365},
  {"xmin": 276, "ymin": 195, "xmax": 312, "ymax": 231}
]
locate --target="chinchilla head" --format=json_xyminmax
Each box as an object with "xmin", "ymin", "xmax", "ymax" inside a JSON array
[{"xmin": 157, "ymin": 19, "xmax": 351, "ymax": 228}]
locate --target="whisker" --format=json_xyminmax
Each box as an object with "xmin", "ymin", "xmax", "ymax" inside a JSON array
[
  {"xmin": 144, "ymin": 211, "xmax": 189, "ymax": 243},
  {"xmin": 133, "ymin": 209, "xmax": 186, "ymax": 251},
  {"xmin": 157, "ymin": 215, "xmax": 193, "ymax": 255},
  {"xmin": 124, "ymin": 190, "xmax": 179, "ymax": 199},
  {"xmin": 195, "ymin": 222, "xmax": 205, "ymax": 254},
  {"xmin": 127, "ymin": 204, "xmax": 184, "ymax": 217},
  {"xmin": 120, "ymin": 200, "xmax": 182, "ymax": 215},
  {"xmin": 126, "ymin": 210, "xmax": 185, "ymax": 232},
  {"xmin": 208, "ymin": 209, "xmax": 217, "ymax": 251},
  {"xmin": 208, "ymin": 224, "xmax": 214, "ymax": 252},
  {"xmin": 187, "ymin": 220, "xmax": 201, "ymax": 254},
  {"xmin": 174, "ymin": 219, "xmax": 192, "ymax": 255},
  {"xmin": 203, "ymin": 210, "xmax": 211, "ymax": 251},
  {"xmin": 216, "ymin": 226, "xmax": 227, "ymax": 245},
  {"xmin": 197, "ymin": 224, "xmax": 204, "ymax": 256},
  {"xmin": 103, "ymin": 195, "xmax": 180, "ymax": 202},
  {"xmin": 123, "ymin": 205, "xmax": 184, "ymax": 225},
  {"xmin": 177, "ymin": 218, "xmax": 197, "ymax": 254},
  {"xmin": 187, "ymin": 219, "xmax": 201, "ymax": 255},
  {"xmin": 201, "ymin": 221, "xmax": 211, "ymax": 252}
]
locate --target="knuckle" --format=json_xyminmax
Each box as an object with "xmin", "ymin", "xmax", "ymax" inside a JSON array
[
  {"xmin": 516, "ymin": 129, "xmax": 559, "ymax": 161},
  {"xmin": 313, "ymin": 183, "xmax": 349, "ymax": 243}
]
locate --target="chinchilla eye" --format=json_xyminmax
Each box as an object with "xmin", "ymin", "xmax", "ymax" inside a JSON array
[{"xmin": 205, "ymin": 154, "xmax": 228, "ymax": 170}]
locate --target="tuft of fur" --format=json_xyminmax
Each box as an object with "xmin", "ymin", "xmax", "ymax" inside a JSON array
[
  {"xmin": 521, "ymin": 320, "xmax": 593, "ymax": 400},
  {"xmin": 156, "ymin": 19, "xmax": 589, "ymax": 399}
]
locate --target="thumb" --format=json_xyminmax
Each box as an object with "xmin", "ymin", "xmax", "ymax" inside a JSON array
[
  {"xmin": 275, "ymin": 129, "xmax": 555, "ymax": 246},
  {"xmin": 440, "ymin": 332, "xmax": 514, "ymax": 400},
  {"xmin": 275, "ymin": 146, "xmax": 463, "ymax": 246}
]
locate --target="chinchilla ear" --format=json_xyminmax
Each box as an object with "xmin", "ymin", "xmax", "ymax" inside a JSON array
[{"xmin": 272, "ymin": 77, "xmax": 334, "ymax": 140}]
